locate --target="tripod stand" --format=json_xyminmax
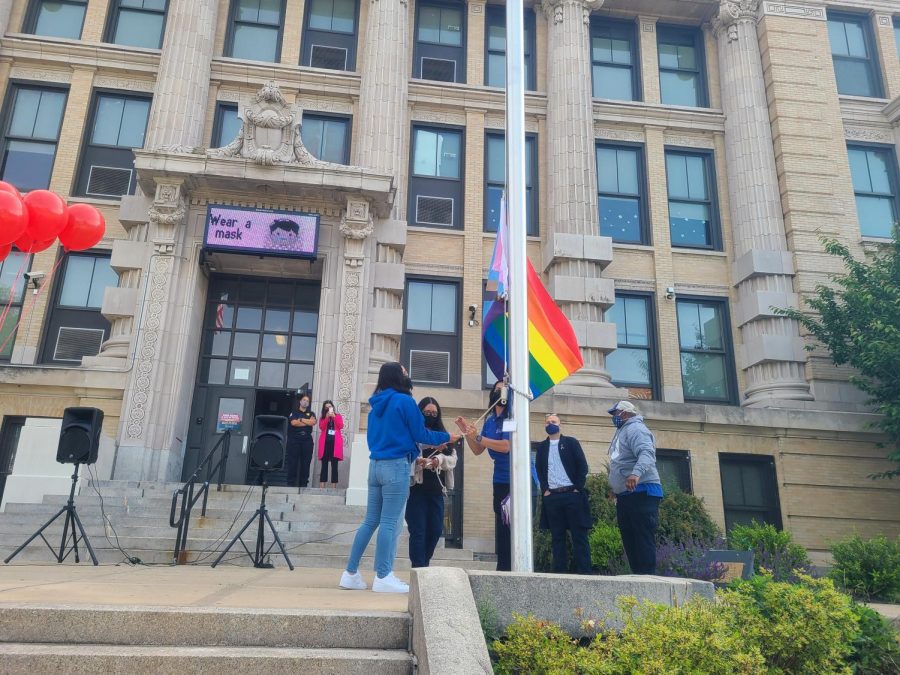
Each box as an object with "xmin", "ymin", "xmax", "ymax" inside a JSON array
[
  {"xmin": 4, "ymin": 464, "xmax": 98, "ymax": 565},
  {"xmin": 211, "ymin": 476, "xmax": 294, "ymax": 570}
]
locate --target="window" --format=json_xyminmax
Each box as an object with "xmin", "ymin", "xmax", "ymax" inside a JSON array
[
  {"xmin": 74, "ymin": 92, "xmax": 151, "ymax": 199},
  {"xmin": 106, "ymin": 0, "xmax": 168, "ymax": 49},
  {"xmin": 40, "ymin": 252, "xmax": 119, "ymax": 365},
  {"xmin": 0, "ymin": 251, "xmax": 31, "ymax": 361},
  {"xmin": 301, "ymin": 113, "xmax": 350, "ymax": 164},
  {"xmin": 827, "ymin": 12, "xmax": 883, "ymax": 98},
  {"xmin": 676, "ymin": 297, "xmax": 736, "ymax": 405},
  {"xmin": 604, "ymin": 293, "xmax": 657, "ymax": 399},
  {"xmin": 25, "ymin": 0, "xmax": 87, "ymax": 39},
  {"xmin": 0, "ymin": 85, "xmax": 67, "ymax": 192},
  {"xmin": 414, "ymin": 2, "xmax": 466, "ymax": 83},
  {"xmin": 0, "ymin": 416, "xmax": 26, "ymax": 504},
  {"xmin": 301, "ymin": 0, "xmax": 358, "ymax": 70},
  {"xmin": 591, "ymin": 18, "xmax": 639, "ymax": 101},
  {"xmin": 485, "ymin": 132, "xmax": 537, "ymax": 235},
  {"xmin": 402, "ymin": 278, "xmax": 460, "ymax": 387},
  {"xmin": 408, "ymin": 125, "xmax": 464, "ymax": 229},
  {"xmin": 719, "ymin": 454, "xmax": 782, "ymax": 531},
  {"xmin": 657, "ymin": 26, "xmax": 707, "ymax": 107},
  {"xmin": 848, "ymin": 144, "xmax": 899, "ymax": 238},
  {"xmin": 657, "ymin": 449, "xmax": 691, "ymax": 493},
  {"xmin": 895, "ymin": 18, "xmax": 900, "ymax": 59},
  {"xmin": 665, "ymin": 149, "xmax": 720, "ymax": 250},
  {"xmin": 226, "ymin": 0, "xmax": 285, "ymax": 62},
  {"xmin": 212, "ymin": 103, "xmax": 242, "ymax": 148},
  {"xmin": 484, "ymin": 5, "xmax": 535, "ymax": 90},
  {"xmin": 597, "ymin": 143, "xmax": 647, "ymax": 244}
]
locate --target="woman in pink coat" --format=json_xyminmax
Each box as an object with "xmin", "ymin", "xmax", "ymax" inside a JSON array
[{"xmin": 318, "ymin": 400, "xmax": 344, "ymax": 488}]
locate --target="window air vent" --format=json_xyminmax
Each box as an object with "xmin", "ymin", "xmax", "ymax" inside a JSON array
[
  {"xmin": 54, "ymin": 327, "xmax": 105, "ymax": 362},
  {"xmin": 86, "ymin": 166, "xmax": 132, "ymax": 198},
  {"xmin": 410, "ymin": 350, "xmax": 451, "ymax": 384},
  {"xmin": 415, "ymin": 195, "xmax": 454, "ymax": 227},
  {"xmin": 310, "ymin": 45, "xmax": 348, "ymax": 71},
  {"xmin": 421, "ymin": 57, "xmax": 456, "ymax": 82}
]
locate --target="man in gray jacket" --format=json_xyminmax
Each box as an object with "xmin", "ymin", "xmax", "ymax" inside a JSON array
[{"xmin": 607, "ymin": 401, "xmax": 663, "ymax": 574}]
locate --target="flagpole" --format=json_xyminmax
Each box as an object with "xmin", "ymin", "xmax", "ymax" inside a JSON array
[{"xmin": 505, "ymin": 0, "xmax": 533, "ymax": 573}]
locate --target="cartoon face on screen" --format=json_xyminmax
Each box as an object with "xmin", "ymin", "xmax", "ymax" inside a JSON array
[{"xmin": 269, "ymin": 219, "xmax": 300, "ymax": 250}]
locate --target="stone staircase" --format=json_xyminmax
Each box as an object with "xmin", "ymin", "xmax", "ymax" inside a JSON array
[
  {"xmin": 0, "ymin": 604, "xmax": 413, "ymax": 673},
  {"xmin": 0, "ymin": 480, "xmax": 494, "ymax": 570}
]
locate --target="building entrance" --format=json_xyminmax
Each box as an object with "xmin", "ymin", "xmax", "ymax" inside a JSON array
[{"xmin": 184, "ymin": 275, "xmax": 321, "ymax": 485}]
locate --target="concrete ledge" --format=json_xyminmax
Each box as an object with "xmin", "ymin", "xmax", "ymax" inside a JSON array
[
  {"xmin": 410, "ymin": 567, "xmax": 492, "ymax": 675},
  {"xmin": 467, "ymin": 571, "xmax": 714, "ymax": 637}
]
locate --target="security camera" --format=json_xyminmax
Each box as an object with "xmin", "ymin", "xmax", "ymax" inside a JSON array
[
  {"xmin": 468, "ymin": 304, "xmax": 477, "ymax": 313},
  {"xmin": 467, "ymin": 304, "xmax": 479, "ymax": 327},
  {"xmin": 665, "ymin": 286, "xmax": 676, "ymax": 300},
  {"xmin": 23, "ymin": 272, "xmax": 45, "ymax": 288}
]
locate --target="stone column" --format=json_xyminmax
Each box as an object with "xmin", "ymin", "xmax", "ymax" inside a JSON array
[
  {"xmin": 541, "ymin": 0, "xmax": 618, "ymax": 392},
  {"xmin": 713, "ymin": 0, "xmax": 811, "ymax": 405},
  {"xmin": 356, "ymin": 0, "xmax": 409, "ymax": 375}
]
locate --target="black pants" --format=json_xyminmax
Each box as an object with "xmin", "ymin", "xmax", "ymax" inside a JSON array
[
  {"xmin": 286, "ymin": 434, "xmax": 313, "ymax": 487},
  {"xmin": 492, "ymin": 482, "xmax": 511, "ymax": 572},
  {"xmin": 616, "ymin": 492, "xmax": 661, "ymax": 575},
  {"xmin": 405, "ymin": 490, "xmax": 445, "ymax": 568},
  {"xmin": 543, "ymin": 492, "xmax": 592, "ymax": 574},
  {"xmin": 319, "ymin": 442, "xmax": 339, "ymax": 483}
]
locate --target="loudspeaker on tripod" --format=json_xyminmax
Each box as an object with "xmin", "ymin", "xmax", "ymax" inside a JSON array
[
  {"xmin": 250, "ymin": 415, "xmax": 287, "ymax": 471},
  {"xmin": 56, "ymin": 407, "xmax": 103, "ymax": 465}
]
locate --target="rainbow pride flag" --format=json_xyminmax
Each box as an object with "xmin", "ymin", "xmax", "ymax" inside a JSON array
[{"xmin": 483, "ymin": 197, "xmax": 583, "ymax": 399}]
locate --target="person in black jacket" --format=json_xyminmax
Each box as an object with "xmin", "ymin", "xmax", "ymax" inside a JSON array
[{"xmin": 535, "ymin": 414, "xmax": 592, "ymax": 574}]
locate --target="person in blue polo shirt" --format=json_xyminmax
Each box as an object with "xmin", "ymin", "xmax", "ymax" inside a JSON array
[{"xmin": 607, "ymin": 400, "xmax": 663, "ymax": 575}]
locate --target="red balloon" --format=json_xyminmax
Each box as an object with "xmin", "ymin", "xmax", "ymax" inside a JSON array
[
  {"xmin": 0, "ymin": 190, "xmax": 28, "ymax": 247},
  {"xmin": 14, "ymin": 233, "xmax": 55, "ymax": 254},
  {"xmin": 23, "ymin": 190, "xmax": 68, "ymax": 241},
  {"xmin": 59, "ymin": 203, "xmax": 106, "ymax": 252},
  {"xmin": 0, "ymin": 243, "xmax": 11, "ymax": 261},
  {"xmin": 0, "ymin": 181, "xmax": 20, "ymax": 197}
]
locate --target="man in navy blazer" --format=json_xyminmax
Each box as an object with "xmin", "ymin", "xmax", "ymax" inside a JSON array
[{"xmin": 536, "ymin": 414, "xmax": 593, "ymax": 574}]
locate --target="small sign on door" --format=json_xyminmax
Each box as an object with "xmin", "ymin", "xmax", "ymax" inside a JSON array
[{"xmin": 217, "ymin": 412, "xmax": 242, "ymax": 433}]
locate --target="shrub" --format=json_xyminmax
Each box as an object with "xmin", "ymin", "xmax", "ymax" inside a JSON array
[
  {"xmin": 729, "ymin": 521, "xmax": 811, "ymax": 581},
  {"xmin": 588, "ymin": 522, "xmax": 628, "ymax": 575},
  {"xmin": 657, "ymin": 489, "xmax": 721, "ymax": 546},
  {"xmin": 492, "ymin": 614, "xmax": 579, "ymax": 675},
  {"xmin": 720, "ymin": 574, "xmax": 859, "ymax": 674},
  {"xmin": 830, "ymin": 534, "xmax": 900, "ymax": 603},
  {"xmin": 655, "ymin": 538, "xmax": 727, "ymax": 582},
  {"xmin": 584, "ymin": 473, "xmax": 617, "ymax": 526},
  {"xmin": 846, "ymin": 602, "xmax": 900, "ymax": 675}
]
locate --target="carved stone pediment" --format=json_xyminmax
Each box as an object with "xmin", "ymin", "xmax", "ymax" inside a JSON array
[{"xmin": 206, "ymin": 81, "xmax": 343, "ymax": 168}]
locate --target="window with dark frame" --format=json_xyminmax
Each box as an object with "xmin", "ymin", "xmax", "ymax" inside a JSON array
[
  {"xmin": 604, "ymin": 293, "xmax": 657, "ymax": 400},
  {"xmin": 212, "ymin": 102, "xmax": 242, "ymax": 148},
  {"xmin": 847, "ymin": 143, "xmax": 900, "ymax": 238},
  {"xmin": 39, "ymin": 252, "xmax": 119, "ymax": 365},
  {"xmin": 676, "ymin": 297, "xmax": 737, "ymax": 405},
  {"xmin": 74, "ymin": 91, "xmax": 151, "ymax": 199},
  {"xmin": 894, "ymin": 17, "xmax": 900, "ymax": 59},
  {"xmin": 597, "ymin": 143, "xmax": 647, "ymax": 244},
  {"xmin": 485, "ymin": 131, "xmax": 537, "ymax": 235},
  {"xmin": 408, "ymin": 124, "xmax": 464, "ymax": 229},
  {"xmin": 414, "ymin": 1, "xmax": 466, "ymax": 83},
  {"xmin": 226, "ymin": 0, "xmax": 285, "ymax": 63},
  {"xmin": 590, "ymin": 18, "xmax": 639, "ymax": 101},
  {"xmin": 106, "ymin": 0, "xmax": 168, "ymax": 50},
  {"xmin": 0, "ymin": 251, "xmax": 31, "ymax": 362},
  {"xmin": 657, "ymin": 449, "xmax": 692, "ymax": 493},
  {"xmin": 0, "ymin": 84, "xmax": 67, "ymax": 193},
  {"xmin": 25, "ymin": 0, "xmax": 87, "ymax": 39},
  {"xmin": 402, "ymin": 277, "xmax": 460, "ymax": 387},
  {"xmin": 665, "ymin": 149, "xmax": 721, "ymax": 250},
  {"xmin": 484, "ymin": 5, "xmax": 535, "ymax": 91},
  {"xmin": 301, "ymin": 113, "xmax": 350, "ymax": 164},
  {"xmin": 827, "ymin": 12, "xmax": 884, "ymax": 98},
  {"xmin": 719, "ymin": 453, "xmax": 783, "ymax": 531},
  {"xmin": 657, "ymin": 25, "xmax": 707, "ymax": 107},
  {"xmin": 301, "ymin": 0, "xmax": 359, "ymax": 71},
  {"xmin": 0, "ymin": 416, "xmax": 26, "ymax": 505}
]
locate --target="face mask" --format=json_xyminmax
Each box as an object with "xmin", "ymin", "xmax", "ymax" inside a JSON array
[
  {"xmin": 613, "ymin": 415, "xmax": 625, "ymax": 428},
  {"xmin": 545, "ymin": 424, "xmax": 560, "ymax": 435},
  {"xmin": 424, "ymin": 415, "xmax": 440, "ymax": 429},
  {"xmin": 299, "ymin": 401, "xmax": 309, "ymax": 410},
  {"xmin": 489, "ymin": 389, "xmax": 502, "ymax": 408}
]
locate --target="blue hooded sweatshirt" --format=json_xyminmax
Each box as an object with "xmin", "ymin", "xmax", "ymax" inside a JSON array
[{"xmin": 367, "ymin": 388, "xmax": 450, "ymax": 461}]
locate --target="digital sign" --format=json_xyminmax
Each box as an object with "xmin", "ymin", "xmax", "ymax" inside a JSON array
[{"xmin": 204, "ymin": 204, "xmax": 319, "ymax": 259}]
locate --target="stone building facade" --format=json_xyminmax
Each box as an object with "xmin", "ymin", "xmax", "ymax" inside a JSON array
[{"xmin": 0, "ymin": 0, "xmax": 898, "ymax": 559}]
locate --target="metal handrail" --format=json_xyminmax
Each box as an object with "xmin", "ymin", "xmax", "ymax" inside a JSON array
[{"xmin": 169, "ymin": 430, "xmax": 231, "ymax": 565}]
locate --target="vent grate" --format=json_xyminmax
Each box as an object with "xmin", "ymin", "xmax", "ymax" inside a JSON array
[
  {"xmin": 310, "ymin": 45, "xmax": 348, "ymax": 71},
  {"xmin": 416, "ymin": 195, "xmax": 454, "ymax": 227},
  {"xmin": 54, "ymin": 327, "xmax": 105, "ymax": 362},
  {"xmin": 410, "ymin": 349, "xmax": 450, "ymax": 384},
  {"xmin": 86, "ymin": 165, "xmax": 132, "ymax": 198},
  {"xmin": 421, "ymin": 57, "xmax": 456, "ymax": 82}
]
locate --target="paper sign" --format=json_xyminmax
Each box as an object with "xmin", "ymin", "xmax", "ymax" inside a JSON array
[
  {"xmin": 204, "ymin": 204, "xmax": 319, "ymax": 259},
  {"xmin": 502, "ymin": 420, "xmax": 517, "ymax": 432},
  {"xmin": 233, "ymin": 368, "xmax": 250, "ymax": 381},
  {"xmin": 217, "ymin": 413, "xmax": 242, "ymax": 433}
]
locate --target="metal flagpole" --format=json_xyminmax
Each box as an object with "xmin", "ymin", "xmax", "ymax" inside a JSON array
[{"xmin": 505, "ymin": 0, "xmax": 533, "ymax": 572}]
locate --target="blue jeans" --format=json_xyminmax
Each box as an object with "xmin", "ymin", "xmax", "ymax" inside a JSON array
[
  {"xmin": 405, "ymin": 491, "xmax": 445, "ymax": 568},
  {"xmin": 345, "ymin": 457, "xmax": 411, "ymax": 579}
]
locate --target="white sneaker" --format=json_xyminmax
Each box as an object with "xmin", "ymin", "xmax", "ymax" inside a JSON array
[
  {"xmin": 339, "ymin": 570, "xmax": 367, "ymax": 590},
  {"xmin": 372, "ymin": 573, "xmax": 409, "ymax": 594}
]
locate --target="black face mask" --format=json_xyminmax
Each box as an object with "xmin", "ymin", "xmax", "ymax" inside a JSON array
[
  {"xmin": 489, "ymin": 389, "xmax": 502, "ymax": 408},
  {"xmin": 424, "ymin": 415, "xmax": 440, "ymax": 430}
]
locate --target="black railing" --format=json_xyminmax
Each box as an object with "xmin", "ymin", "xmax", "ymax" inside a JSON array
[{"xmin": 169, "ymin": 431, "xmax": 231, "ymax": 565}]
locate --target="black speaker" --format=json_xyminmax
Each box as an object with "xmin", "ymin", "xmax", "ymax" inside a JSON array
[
  {"xmin": 56, "ymin": 407, "xmax": 103, "ymax": 465},
  {"xmin": 249, "ymin": 415, "xmax": 287, "ymax": 471}
]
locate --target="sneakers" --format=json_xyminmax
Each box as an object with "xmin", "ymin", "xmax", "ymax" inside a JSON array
[
  {"xmin": 372, "ymin": 573, "xmax": 409, "ymax": 594},
  {"xmin": 339, "ymin": 570, "xmax": 367, "ymax": 590}
]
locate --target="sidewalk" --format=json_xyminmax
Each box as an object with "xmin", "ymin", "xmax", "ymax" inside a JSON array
[{"xmin": 0, "ymin": 564, "xmax": 409, "ymax": 613}]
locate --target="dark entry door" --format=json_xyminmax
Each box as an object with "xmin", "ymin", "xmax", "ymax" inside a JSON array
[{"xmin": 196, "ymin": 387, "xmax": 255, "ymax": 485}]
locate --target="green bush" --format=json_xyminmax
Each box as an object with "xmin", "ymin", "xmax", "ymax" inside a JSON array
[
  {"xmin": 847, "ymin": 602, "xmax": 900, "ymax": 674},
  {"xmin": 720, "ymin": 575, "xmax": 859, "ymax": 674},
  {"xmin": 584, "ymin": 473, "xmax": 617, "ymax": 526},
  {"xmin": 588, "ymin": 522, "xmax": 628, "ymax": 575},
  {"xmin": 657, "ymin": 488, "xmax": 721, "ymax": 546},
  {"xmin": 492, "ymin": 614, "xmax": 579, "ymax": 675},
  {"xmin": 729, "ymin": 521, "xmax": 811, "ymax": 581},
  {"xmin": 830, "ymin": 534, "xmax": 900, "ymax": 603}
]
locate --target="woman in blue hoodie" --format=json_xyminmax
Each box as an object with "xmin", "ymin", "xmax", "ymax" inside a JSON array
[{"xmin": 339, "ymin": 362, "xmax": 457, "ymax": 593}]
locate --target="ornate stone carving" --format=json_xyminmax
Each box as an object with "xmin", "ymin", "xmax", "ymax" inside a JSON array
[
  {"xmin": 596, "ymin": 127, "xmax": 645, "ymax": 142},
  {"xmin": 760, "ymin": 2, "xmax": 825, "ymax": 21},
  {"xmin": 844, "ymin": 126, "xmax": 894, "ymax": 144},
  {"xmin": 411, "ymin": 109, "xmax": 467, "ymax": 126},
  {"xmin": 541, "ymin": 0, "xmax": 604, "ymax": 26},
  {"xmin": 877, "ymin": 15, "xmax": 891, "ymax": 27},
  {"xmin": 664, "ymin": 133, "xmax": 715, "ymax": 149},
  {"xmin": 340, "ymin": 200, "xmax": 374, "ymax": 241},
  {"xmin": 148, "ymin": 182, "xmax": 187, "ymax": 254},
  {"xmin": 335, "ymin": 269, "xmax": 362, "ymax": 431},
  {"xmin": 93, "ymin": 76, "xmax": 155, "ymax": 93},
  {"xmin": 9, "ymin": 67, "xmax": 70, "ymax": 83},
  {"xmin": 713, "ymin": 0, "xmax": 759, "ymax": 42}
]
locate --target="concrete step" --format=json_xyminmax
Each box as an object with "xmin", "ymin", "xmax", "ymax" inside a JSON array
[
  {"xmin": 0, "ymin": 605, "xmax": 409, "ymax": 650},
  {"xmin": 76, "ymin": 487, "xmax": 349, "ymax": 507},
  {"xmin": 82, "ymin": 481, "xmax": 347, "ymax": 497},
  {"xmin": 0, "ymin": 644, "xmax": 413, "ymax": 674}
]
